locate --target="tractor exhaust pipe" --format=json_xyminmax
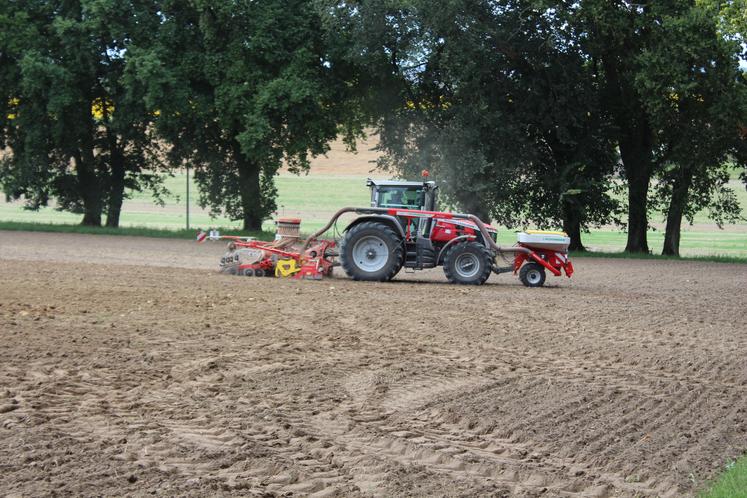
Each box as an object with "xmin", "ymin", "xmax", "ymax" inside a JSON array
[{"xmin": 303, "ymin": 207, "xmax": 530, "ymax": 255}]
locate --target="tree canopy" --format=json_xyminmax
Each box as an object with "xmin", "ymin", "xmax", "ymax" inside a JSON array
[
  {"xmin": 0, "ymin": 0, "xmax": 167, "ymax": 226},
  {"xmin": 327, "ymin": 0, "xmax": 621, "ymax": 250},
  {"xmin": 327, "ymin": 0, "xmax": 746, "ymax": 253},
  {"xmin": 577, "ymin": 0, "xmax": 747, "ymax": 253},
  {"xmin": 1, "ymin": 0, "xmax": 745, "ymax": 255},
  {"xmin": 129, "ymin": 0, "xmax": 363, "ymax": 230}
]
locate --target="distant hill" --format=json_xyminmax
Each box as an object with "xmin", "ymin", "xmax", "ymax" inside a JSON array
[{"xmin": 282, "ymin": 133, "xmax": 382, "ymax": 176}]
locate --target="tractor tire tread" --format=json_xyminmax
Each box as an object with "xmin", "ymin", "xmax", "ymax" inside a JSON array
[
  {"xmin": 443, "ymin": 241, "xmax": 492, "ymax": 285},
  {"xmin": 519, "ymin": 261, "xmax": 546, "ymax": 287},
  {"xmin": 341, "ymin": 221, "xmax": 404, "ymax": 282}
]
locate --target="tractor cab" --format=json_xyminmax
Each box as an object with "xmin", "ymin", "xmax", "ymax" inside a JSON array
[{"xmin": 367, "ymin": 179, "xmax": 438, "ymax": 211}]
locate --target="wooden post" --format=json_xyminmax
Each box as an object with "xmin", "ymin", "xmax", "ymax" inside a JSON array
[{"xmin": 186, "ymin": 165, "xmax": 190, "ymax": 230}]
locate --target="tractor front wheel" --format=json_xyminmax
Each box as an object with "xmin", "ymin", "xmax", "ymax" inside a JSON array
[
  {"xmin": 519, "ymin": 262, "xmax": 546, "ymax": 287},
  {"xmin": 341, "ymin": 222, "xmax": 404, "ymax": 281},
  {"xmin": 443, "ymin": 242, "xmax": 492, "ymax": 285}
]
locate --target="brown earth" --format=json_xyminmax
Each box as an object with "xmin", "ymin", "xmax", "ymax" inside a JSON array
[
  {"xmin": 282, "ymin": 134, "xmax": 382, "ymax": 176},
  {"xmin": 1, "ymin": 231, "xmax": 746, "ymax": 497}
]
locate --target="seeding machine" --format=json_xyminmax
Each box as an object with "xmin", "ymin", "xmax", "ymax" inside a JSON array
[{"xmin": 198, "ymin": 177, "xmax": 574, "ymax": 287}]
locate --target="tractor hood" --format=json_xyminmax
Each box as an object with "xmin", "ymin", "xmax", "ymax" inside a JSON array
[{"xmin": 436, "ymin": 217, "xmax": 497, "ymax": 233}]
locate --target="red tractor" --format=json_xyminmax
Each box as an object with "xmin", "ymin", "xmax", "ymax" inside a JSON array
[
  {"xmin": 201, "ymin": 178, "xmax": 573, "ymax": 287},
  {"xmin": 336, "ymin": 179, "xmax": 497, "ymax": 284}
]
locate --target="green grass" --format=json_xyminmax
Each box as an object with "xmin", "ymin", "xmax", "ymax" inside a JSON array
[
  {"xmin": 0, "ymin": 220, "xmax": 272, "ymax": 240},
  {"xmin": 0, "ymin": 173, "xmax": 372, "ymax": 232},
  {"xmin": 700, "ymin": 456, "xmax": 747, "ymax": 498},
  {"xmin": 569, "ymin": 249, "xmax": 747, "ymax": 264},
  {"xmin": 568, "ymin": 228, "xmax": 747, "ymax": 257},
  {"xmin": 2, "ymin": 171, "xmax": 746, "ymax": 258}
]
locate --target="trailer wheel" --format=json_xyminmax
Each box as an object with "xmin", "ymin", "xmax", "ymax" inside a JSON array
[
  {"xmin": 519, "ymin": 262, "xmax": 546, "ymax": 287},
  {"xmin": 341, "ymin": 222, "xmax": 404, "ymax": 281},
  {"xmin": 254, "ymin": 269, "xmax": 265, "ymax": 278},
  {"xmin": 443, "ymin": 242, "xmax": 492, "ymax": 285},
  {"xmin": 243, "ymin": 268, "xmax": 254, "ymax": 277}
]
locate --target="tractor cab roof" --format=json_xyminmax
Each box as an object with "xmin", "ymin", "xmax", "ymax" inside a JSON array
[{"xmin": 366, "ymin": 178, "xmax": 437, "ymax": 189}]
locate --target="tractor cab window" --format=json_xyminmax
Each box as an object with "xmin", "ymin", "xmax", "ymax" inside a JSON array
[{"xmin": 377, "ymin": 186, "xmax": 424, "ymax": 209}]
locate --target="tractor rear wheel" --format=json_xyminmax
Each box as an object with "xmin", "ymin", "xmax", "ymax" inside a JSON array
[
  {"xmin": 341, "ymin": 222, "xmax": 404, "ymax": 281},
  {"xmin": 519, "ymin": 262, "xmax": 546, "ymax": 287},
  {"xmin": 443, "ymin": 242, "xmax": 492, "ymax": 285}
]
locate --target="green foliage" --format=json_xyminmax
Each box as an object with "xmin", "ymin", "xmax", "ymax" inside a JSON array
[
  {"xmin": 0, "ymin": 0, "xmax": 167, "ymax": 226},
  {"xmin": 132, "ymin": 0, "xmax": 363, "ymax": 230},
  {"xmin": 577, "ymin": 0, "xmax": 747, "ymax": 254},
  {"xmin": 327, "ymin": 0, "xmax": 621, "ymax": 250},
  {"xmin": 634, "ymin": 1, "xmax": 747, "ymax": 251},
  {"xmin": 341, "ymin": 0, "xmax": 747, "ymax": 255},
  {"xmin": 1, "ymin": 0, "xmax": 744, "ymax": 254},
  {"xmin": 700, "ymin": 0, "xmax": 747, "ymax": 41}
]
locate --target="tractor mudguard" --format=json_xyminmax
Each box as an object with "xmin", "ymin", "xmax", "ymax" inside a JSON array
[
  {"xmin": 344, "ymin": 215, "xmax": 406, "ymax": 239},
  {"xmin": 436, "ymin": 234, "xmax": 478, "ymax": 265}
]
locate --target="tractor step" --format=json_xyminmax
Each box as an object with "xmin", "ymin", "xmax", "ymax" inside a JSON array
[{"xmin": 405, "ymin": 239, "xmax": 437, "ymax": 269}]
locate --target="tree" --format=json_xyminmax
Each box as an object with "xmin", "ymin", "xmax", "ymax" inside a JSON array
[
  {"xmin": 639, "ymin": 2, "xmax": 747, "ymax": 255},
  {"xmin": 578, "ymin": 0, "xmax": 747, "ymax": 254},
  {"xmin": 700, "ymin": 0, "xmax": 747, "ymax": 193},
  {"xmin": 329, "ymin": 0, "xmax": 620, "ymax": 250},
  {"xmin": 0, "ymin": 0, "xmax": 166, "ymax": 227},
  {"xmin": 90, "ymin": 1, "xmax": 168, "ymax": 227},
  {"xmin": 132, "ymin": 0, "xmax": 363, "ymax": 231},
  {"xmin": 577, "ymin": 0, "xmax": 662, "ymax": 253}
]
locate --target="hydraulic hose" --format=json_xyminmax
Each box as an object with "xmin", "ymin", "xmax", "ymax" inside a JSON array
[{"xmin": 303, "ymin": 207, "xmax": 358, "ymax": 250}]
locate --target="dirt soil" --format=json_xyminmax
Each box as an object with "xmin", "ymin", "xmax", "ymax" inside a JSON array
[{"xmin": 1, "ymin": 231, "xmax": 746, "ymax": 497}]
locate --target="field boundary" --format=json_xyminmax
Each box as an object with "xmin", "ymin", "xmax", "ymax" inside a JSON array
[
  {"xmin": 700, "ymin": 454, "xmax": 747, "ymax": 498},
  {"xmin": 0, "ymin": 221, "xmax": 271, "ymax": 241},
  {"xmin": 2, "ymin": 220, "xmax": 745, "ymax": 264}
]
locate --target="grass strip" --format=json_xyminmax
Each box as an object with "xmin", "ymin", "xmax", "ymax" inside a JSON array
[
  {"xmin": 570, "ymin": 249, "xmax": 747, "ymax": 264},
  {"xmin": 0, "ymin": 220, "xmax": 273, "ymax": 241},
  {"xmin": 700, "ymin": 456, "xmax": 747, "ymax": 498}
]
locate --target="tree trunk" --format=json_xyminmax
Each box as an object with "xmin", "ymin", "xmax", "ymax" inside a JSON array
[
  {"xmin": 75, "ymin": 149, "xmax": 102, "ymax": 227},
  {"xmin": 600, "ymin": 51, "xmax": 653, "ymax": 254},
  {"xmin": 662, "ymin": 167, "xmax": 693, "ymax": 257},
  {"xmin": 81, "ymin": 206, "xmax": 101, "ymax": 226},
  {"xmin": 617, "ymin": 126, "xmax": 654, "ymax": 254},
  {"xmin": 236, "ymin": 153, "xmax": 263, "ymax": 231},
  {"xmin": 106, "ymin": 142, "xmax": 126, "ymax": 228},
  {"xmin": 562, "ymin": 200, "xmax": 585, "ymax": 252},
  {"xmin": 614, "ymin": 122, "xmax": 654, "ymax": 254},
  {"xmin": 624, "ymin": 169, "xmax": 650, "ymax": 253}
]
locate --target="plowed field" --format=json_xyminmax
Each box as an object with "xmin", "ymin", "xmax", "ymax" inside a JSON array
[{"xmin": 1, "ymin": 231, "xmax": 746, "ymax": 497}]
